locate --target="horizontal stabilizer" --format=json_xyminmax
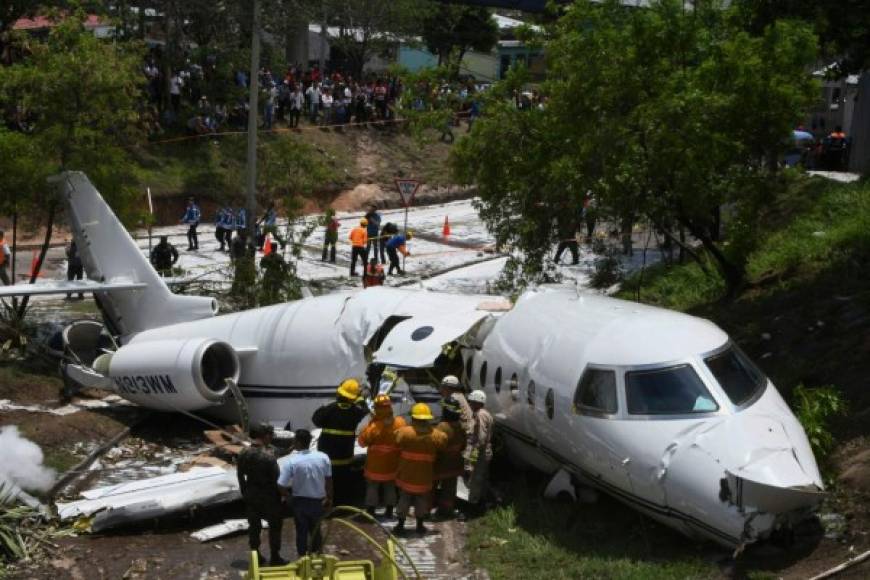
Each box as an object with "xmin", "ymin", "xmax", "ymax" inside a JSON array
[{"xmin": 0, "ymin": 280, "xmax": 146, "ymax": 298}]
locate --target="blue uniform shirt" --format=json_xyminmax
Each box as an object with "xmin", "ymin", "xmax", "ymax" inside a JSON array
[
  {"xmin": 182, "ymin": 204, "xmax": 201, "ymax": 224},
  {"xmin": 236, "ymin": 208, "xmax": 247, "ymax": 230},
  {"xmin": 385, "ymin": 234, "xmax": 406, "ymax": 250},
  {"xmin": 277, "ymin": 449, "xmax": 332, "ymax": 499},
  {"xmin": 264, "ymin": 208, "xmax": 277, "ymax": 227}
]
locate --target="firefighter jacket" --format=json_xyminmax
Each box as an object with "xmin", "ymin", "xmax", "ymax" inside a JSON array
[
  {"xmin": 434, "ymin": 420, "xmax": 466, "ymax": 480},
  {"xmin": 452, "ymin": 392, "xmax": 475, "ymax": 438},
  {"xmin": 357, "ymin": 413, "xmax": 407, "ymax": 482},
  {"xmin": 464, "ymin": 408, "xmax": 494, "ymax": 469},
  {"xmin": 312, "ymin": 399, "xmax": 369, "ymax": 467},
  {"xmin": 395, "ymin": 421, "xmax": 447, "ymax": 495}
]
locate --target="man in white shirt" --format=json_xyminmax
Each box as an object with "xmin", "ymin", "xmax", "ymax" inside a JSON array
[
  {"xmin": 278, "ymin": 429, "xmax": 333, "ymax": 557},
  {"xmin": 320, "ymin": 90, "xmax": 333, "ymax": 126},
  {"xmin": 169, "ymin": 72, "xmax": 183, "ymax": 113},
  {"xmin": 305, "ymin": 83, "xmax": 321, "ymax": 124},
  {"xmin": 288, "ymin": 85, "xmax": 304, "ymax": 128}
]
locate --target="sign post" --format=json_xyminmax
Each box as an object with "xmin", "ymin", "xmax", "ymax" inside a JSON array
[
  {"xmin": 395, "ymin": 178, "xmax": 420, "ymax": 272},
  {"xmin": 146, "ymin": 187, "xmax": 154, "ymax": 257}
]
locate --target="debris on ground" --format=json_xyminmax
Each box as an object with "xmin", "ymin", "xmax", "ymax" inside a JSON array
[
  {"xmin": 0, "ymin": 394, "xmax": 134, "ymax": 416},
  {"xmin": 191, "ymin": 518, "xmax": 267, "ymax": 542},
  {"xmin": 56, "ymin": 466, "xmax": 240, "ymax": 532}
]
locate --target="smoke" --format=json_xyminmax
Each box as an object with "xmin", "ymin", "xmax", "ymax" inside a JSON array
[{"xmin": 0, "ymin": 426, "xmax": 56, "ymax": 493}]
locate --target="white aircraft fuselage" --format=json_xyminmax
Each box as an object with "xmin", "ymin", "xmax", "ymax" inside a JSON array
[{"xmin": 1, "ymin": 172, "xmax": 824, "ymax": 549}]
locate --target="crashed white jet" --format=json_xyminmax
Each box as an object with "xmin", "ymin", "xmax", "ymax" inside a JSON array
[{"xmin": 0, "ymin": 172, "xmax": 824, "ymax": 548}]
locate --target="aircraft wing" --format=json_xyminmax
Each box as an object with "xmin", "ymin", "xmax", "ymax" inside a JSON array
[{"xmin": 0, "ymin": 280, "xmax": 147, "ymax": 297}]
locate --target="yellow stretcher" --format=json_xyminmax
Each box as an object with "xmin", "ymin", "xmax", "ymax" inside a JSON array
[{"xmin": 245, "ymin": 506, "xmax": 421, "ymax": 580}]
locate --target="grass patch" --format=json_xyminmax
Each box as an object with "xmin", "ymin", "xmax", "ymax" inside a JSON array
[
  {"xmin": 747, "ymin": 179, "xmax": 870, "ymax": 284},
  {"xmin": 468, "ymin": 474, "xmax": 716, "ymax": 580},
  {"xmin": 618, "ymin": 259, "xmax": 725, "ymax": 311}
]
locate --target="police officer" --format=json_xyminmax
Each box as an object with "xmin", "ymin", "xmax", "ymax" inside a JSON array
[
  {"xmin": 311, "ymin": 379, "xmax": 369, "ymax": 506},
  {"xmin": 149, "ymin": 236, "xmax": 179, "ymax": 277},
  {"xmin": 180, "ymin": 197, "xmax": 201, "ymax": 251},
  {"xmin": 237, "ymin": 423, "xmax": 288, "ymax": 566}
]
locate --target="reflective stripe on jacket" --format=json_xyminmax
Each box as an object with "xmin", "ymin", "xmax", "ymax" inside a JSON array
[
  {"xmin": 358, "ymin": 416, "xmax": 407, "ymax": 482},
  {"xmin": 434, "ymin": 420, "xmax": 466, "ymax": 480},
  {"xmin": 312, "ymin": 400, "xmax": 369, "ymax": 466},
  {"xmin": 395, "ymin": 422, "xmax": 447, "ymax": 494}
]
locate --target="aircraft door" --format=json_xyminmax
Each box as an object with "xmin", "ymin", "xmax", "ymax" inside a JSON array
[{"xmin": 569, "ymin": 367, "xmax": 632, "ymax": 491}]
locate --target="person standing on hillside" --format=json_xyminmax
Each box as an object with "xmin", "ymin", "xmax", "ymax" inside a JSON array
[
  {"xmin": 65, "ymin": 240, "xmax": 85, "ymax": 300},
  {"xmin": 322, "ymin": 209, "xmax": 339, "ymax": 263},
  {"xmin": 349, "ymin": 218, "xmax": 368, "ymax": 277},
  {"xmin": 181, "ymin": 197, "xmax": 201, "ymax": 251},
  {"xmin": 364, "ymin": 205, "xmax": 382, "ymax": 263}
]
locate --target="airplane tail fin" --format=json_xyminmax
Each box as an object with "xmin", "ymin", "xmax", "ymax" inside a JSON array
[{"xmin": 58, "ymin": 172, "xmax": 217, "ymax": 340}]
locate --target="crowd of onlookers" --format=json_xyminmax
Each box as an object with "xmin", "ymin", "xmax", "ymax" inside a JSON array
[{"xmin": 142, "ymin": 54, "xmax": 412, "ymax": 137}]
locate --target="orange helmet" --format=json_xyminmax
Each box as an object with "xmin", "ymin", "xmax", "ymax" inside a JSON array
[{"xmin": 374, "ymin": 394, "xmax": 392, "ymax": 407}]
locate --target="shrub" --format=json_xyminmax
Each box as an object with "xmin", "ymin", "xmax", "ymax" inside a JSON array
[{"xmin": 792, "ymin": 384, "xmax": 847, "ymax": 460}]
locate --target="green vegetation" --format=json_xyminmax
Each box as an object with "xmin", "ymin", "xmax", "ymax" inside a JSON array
[
  {"xmin": 451, "ymin": 0, "xmax": 818, "ymax": 292},
  {"xmin": 468, "ymin": 477, "xmax": 714, "ymax": 580},
  {"xmin": 620, "ymin": 176, "xmax": 870, "ymax": 312},
  {"xmin": 793, "ymin": 385, "xmax": 848, "ymax": 460}
]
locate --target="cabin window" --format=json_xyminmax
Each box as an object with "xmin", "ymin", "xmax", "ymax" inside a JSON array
[
  {"xmin": 479, "ymin": 361, "xmax": 488, "ymax": 389},
  {"xmin": 545, "ymin": 388, "xmax": 555, "ymax": 419},
  {"xmin": 527, "ymin": 380, "xmax": 536, "ymax": 407},
  {"xmin": 494, "ymin": 367, "xmax": 502, "ymax": 393},
  {"xmin": 574, "ymin": 369, "xmax": 618, "ymax": 415},
  {"xmin": 625, "ymin": 364, "xmax": 718, "ymax": 415},
  {"xmin": 704, "ymin": 345, "xmax": 766, "ymax": 406},
  {"xmin": 509, "ymin": 373, "xmax": 519, "ymax": 400}
]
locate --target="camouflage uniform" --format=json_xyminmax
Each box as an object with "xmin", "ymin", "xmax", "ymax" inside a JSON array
[{"xmin": 237, "ymin": 444, "xmax": 284, "ymax": 558}]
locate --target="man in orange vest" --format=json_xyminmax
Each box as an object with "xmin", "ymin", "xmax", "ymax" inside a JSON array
[
  {"xmin": 0, "ymin": 230, "xmax": 10, "ymax": 286},
  {"xmin": 357, "ymin": 395, "xmax": 406, "ymax": 519},
  {"xmin": 394, "ymin": 403, "xmax": 447, "ymax": 535},
  {"xmin": 433, "ymin": 395, "xmax": 466, "ymax": 520},
  {"xmin": 348, "ymin": 218, "xmax": 368, "ymax": 277}
]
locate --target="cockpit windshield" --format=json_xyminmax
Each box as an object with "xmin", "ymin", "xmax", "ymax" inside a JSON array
[
  {"xmin": 704, "ymin": 345, "xmax": 766, "ymax": 406},
  {"xmin": 625, "ymin": 364, "xmax": 718, "ymax": 415}
]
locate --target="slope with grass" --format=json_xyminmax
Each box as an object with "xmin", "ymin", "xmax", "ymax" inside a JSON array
[{"xmin": 131, "ymin": 126, "xmax": 456, "ymax": 223}]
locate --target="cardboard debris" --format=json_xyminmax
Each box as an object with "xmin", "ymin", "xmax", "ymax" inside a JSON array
[
  {"xmin": 56, "ymin": 466, "xmax": 240, "ymax": 532},
  {"xmin": 179, "ymin": 455, "xmax": 231, "ymax": 471},
  {"xmin": 191, "ymin": 518, "xmax": 268, "ymax": 542},
  {"xmin": 203, "ymin": 429, "xmax": 245, "ymax": 456}
]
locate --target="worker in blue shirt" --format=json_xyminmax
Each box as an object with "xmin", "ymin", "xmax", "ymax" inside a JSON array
[
  {"xmin": 181, "ymin": 197, "xmax": 201, "ymax": 251},
  {"xmin": 259, "ymin": 201, "xmax": 285, "ymax": 250},
  {"xmin": 278, "ymin": 429, "xmax": 333, "ymax": 558},
  {"xmin": 214, "ymin": 207, "xmax": 228, "ymax": 251},
  {"xmin": 364, "ymin": 205, "xmax": 382, "ymax": 263}
]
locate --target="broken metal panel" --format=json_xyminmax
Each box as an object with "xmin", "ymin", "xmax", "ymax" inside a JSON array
[
  {"xmin": 373, "ymin": 311, "xmax": 492, "ymax": 368},
  {"xmin": 56, "ymin": 466, "xmax": 240, "ymax": 532}
]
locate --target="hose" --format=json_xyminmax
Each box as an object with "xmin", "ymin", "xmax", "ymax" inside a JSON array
[{"xmin": 317, "ymin": 504, "xmax": 423, "ymax": 580}]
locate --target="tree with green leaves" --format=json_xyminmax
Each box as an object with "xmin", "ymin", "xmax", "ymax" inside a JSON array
[
  {"xmin": 421, "ymin": 5, "xmax": 499, "ymax": 75},
  {"xmin": 0, "ymin": 11, "xmax": 144, "ymax": 318},
  {"xmin": 451, "ymin": 0, "xmax": 819, "ymax": 296}
]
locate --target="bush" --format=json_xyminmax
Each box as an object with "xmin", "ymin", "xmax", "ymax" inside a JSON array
[{"xmin": 792, "ymin": 384, "xmax": 847, "ymax": 460}]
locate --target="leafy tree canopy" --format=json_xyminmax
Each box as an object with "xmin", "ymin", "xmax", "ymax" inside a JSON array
[
  {"xmin": 421, "ymin": 4, "xmax": 499, "ymax": 73},
  {"xmin": 451, "ymin": 0, "xmax": 819, "ymax": 294}
]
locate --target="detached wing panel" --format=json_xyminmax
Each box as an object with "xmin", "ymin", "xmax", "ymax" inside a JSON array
[{"xmin": 0, "ymin": 281, "xmax": 147, "ymax": 298}]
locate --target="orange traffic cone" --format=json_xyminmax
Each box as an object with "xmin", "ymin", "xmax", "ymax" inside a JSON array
[
  {"xmin": 262, "ymin": 234, "xmax": 273, "ymax": 256},
  {"xmin": 442, "ymin": 216, "xmax": 451, "ymax": 237},
  {"xmin": 30, "ymin": 250, "xmax": 43, "ymax": 278}
]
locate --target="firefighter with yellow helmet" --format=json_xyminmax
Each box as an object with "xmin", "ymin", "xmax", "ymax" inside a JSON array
[
  {"xmin": 311, "ymin": 378, "xmax": 369, "ymax": 506},
  {"xmin": 357, "ymin": 394, "xmax": 406, "ymax": 519},
  {"xmin": 393, "ymin": 402, "xmax": 447, "ymax": 535}
]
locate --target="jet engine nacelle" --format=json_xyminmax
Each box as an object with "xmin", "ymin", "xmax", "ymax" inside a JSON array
[{"xmin": 105, "ymin": 338, "xmax": 240, "ymax": 411}]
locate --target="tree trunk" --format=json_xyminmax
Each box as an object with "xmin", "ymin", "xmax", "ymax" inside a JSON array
[
  {"xmin": 680, "ymin": 217, "xmax": 744, "ymax": 299},
  {"xmin": 11, "ymin": 211, "xmax": 18, "ymax": 313},
  {"xmin": 16, "ymin": 203, "xmax": 56, "ymax": 320}
]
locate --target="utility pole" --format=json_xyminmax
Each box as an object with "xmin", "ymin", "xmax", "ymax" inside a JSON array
[
  {"xmin": 245, "ymin": 0, "xmax": 261, "ymax": 250},
  {"xmin": 319, "ymin": 1, "xmax": 327, "ymax": 72}
]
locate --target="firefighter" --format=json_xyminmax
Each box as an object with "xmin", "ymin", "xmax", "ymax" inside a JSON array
[
  {"xmin": 357, "ymin": 394, "xmax": 406, "ymax": 518},
  {"xmin": 237, "ymin": 423, "xmax": 288, "ymax": 566},
  {"xmin": 462, "ymin": 390, "xmax": 493, "ymax": 520},
  {"xmin": 433, "ymin": 395, "xmax": 466, "ymax": 520},
  {"xmin": 393, "ymin": 403, "xmax": 447, "ymax": 535},
  {"xmin": 439, "ymin": 375, "xmax": 474, "ymax": 437},
  {"xmin": 311, "ymin": 379, "xmax": 369, "ymax": 506},
  {"xmin": 349, "ymin": 218, "xmax": 368, "ymax": 276}
]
